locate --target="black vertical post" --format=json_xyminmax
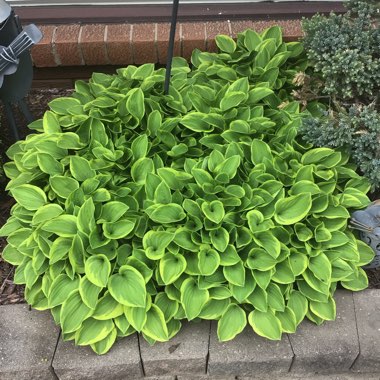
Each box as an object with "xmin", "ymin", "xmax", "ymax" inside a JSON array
[{"xmin": 164, "ymin": 0, "xmax": 179, "ymax": 95}]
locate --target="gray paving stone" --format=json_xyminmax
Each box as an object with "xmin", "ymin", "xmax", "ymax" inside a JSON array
[
  {"xmin": 289, "ymin": 290, "xmax": 359, "ymax": 375},
  {"xmin": 0, "ymin": 304, "xmax": 59, "ymax": 380},
  {"xmin": 240, "ymin": 373, "xmax": 380, "ymax": 380},
  {"xmin": 53, "ymin": 333, "xmax": 142, "ymax": 380},
  {"xmin": 208, "ymin": 321, "xmax": 293, "ymax": 377},
  {"xmin": 140, "ymin": 320, "xmax": 210, "ymax": 377},
  {"xmin": 352, "ymin": 289, "xmax": 380, "ymax": 373}
]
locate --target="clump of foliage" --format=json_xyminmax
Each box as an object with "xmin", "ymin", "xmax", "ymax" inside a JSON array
[
  {"xmin": 299, "ymin": 0, "xmax": 380, "ymax": 188},
  {"xmin": 0, "ymin": 27, "xmax": 374, "ymax": 355}
]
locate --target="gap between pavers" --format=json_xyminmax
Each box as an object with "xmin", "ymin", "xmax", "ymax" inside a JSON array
[
  {"xmin": 288, "ymin": 290, "xmax": 359, "ymax": 375},
  {"xmin": 139, "ymin": 320, "xmax": 211, "ymax": 377},
  {"xmin": 351, "ymin": 289, "xmax": 380, "ymax": 374}
]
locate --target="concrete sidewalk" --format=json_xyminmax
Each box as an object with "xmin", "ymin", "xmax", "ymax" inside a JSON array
[{"xmin": 0, "ymin": 289, "xmax": 379, "ymax": 380}]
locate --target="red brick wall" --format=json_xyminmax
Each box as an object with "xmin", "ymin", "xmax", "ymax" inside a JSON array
[{"xmin": 31, "ymin": 19, "xmax": 303, "ymax": 68}]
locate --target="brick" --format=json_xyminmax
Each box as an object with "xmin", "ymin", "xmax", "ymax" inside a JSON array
[
  {"xmin": 230, "ymin": 20, "xmax": 256, "ymax": 37},
  {"xmin": 53, "ymin": 333, "xmax": 142, "ymax": 380},
  {"xmin": 80, "ymin": 24, "xmax": 108, "ymax": 65},
  {"xmin": 132, "ymin": 23, "xmax": 157, "ymax": 64},
  {"xmin": 289, "ymin": 290, "xmax": 359, "ymax": 375},
  {"xmin": 54, "ymin": 24, "xmax": 83, "ymax": 66},
  {"xmin": 208, "ymin": 322, "xmax": 293, "ymax": 377},
  {"xmin": 105, "ymin": 24, "xmax": 133, "ymax": 66},
  {"xmin": 140, "ymin": 321, "xmax": 210, "ymax": 377},
  {"xmin": 352, "ymin": 289, "xmax": 380, "ymax": 373},
  {"xmin": 156, "ymin": 23, "xmax": 181, "ymax": 64},
  {"xmin": 0, "ymin": 304, "xmax": 59, "ymax": 380},
  {"xmin": 31, "ymin": 25, "xmax": 57, "ymax": 67},
  {"xmin": 180, "ymin": 22, "xmax": 206, "ymax": 60},
  {"xmin": 205, "ymin": 21, "xmax": 231, "ymax": 52},
  {"xmin": 251, "ymin": 20, "xmax": 302, "ymax": 42}
]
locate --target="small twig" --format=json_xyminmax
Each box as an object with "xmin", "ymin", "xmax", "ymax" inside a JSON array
[{"xmin": 0, "ymin": 267, "xmax": 14, "ymax": 295}]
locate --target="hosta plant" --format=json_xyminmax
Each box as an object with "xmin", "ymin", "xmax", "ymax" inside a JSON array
[{"xmin": 0, "ymin": 27, "xmax": 374, "ymax": 354}]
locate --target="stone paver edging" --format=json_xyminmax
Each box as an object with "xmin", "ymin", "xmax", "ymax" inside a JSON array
[{"xmin": 0, "ymin": 289, "xmax": 379, "ymax": 380}]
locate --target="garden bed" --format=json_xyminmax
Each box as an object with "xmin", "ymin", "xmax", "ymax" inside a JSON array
[{"xmin": 0, "ymin": 85, "xmax": 379, "ymax": 309}]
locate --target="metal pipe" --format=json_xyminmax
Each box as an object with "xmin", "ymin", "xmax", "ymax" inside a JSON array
[{"xmin": 164, "ymin": 0, "xmax": 179, "ymax": 95}]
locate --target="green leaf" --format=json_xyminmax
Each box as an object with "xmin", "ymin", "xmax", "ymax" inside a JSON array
[
  {"xmin": 11, "ymin": 185, "xmax": 47, "ymax": 211},
  {"xmin": 60, "ymin": 290, "xmax": 92, "ymax": 333},
  {"xmin": 42, "ymin": 215, "xmax": 78, "ymax": 237},
  {"xmin": 124, "ymin": 305, "xmax": 147, "ymax": 331},
  {"xmin": 37, "ymin": 153, "xmax": 63, "ymax": 176},
  {"xmin": 103, "ymin": 219, "xmax": 135, "ymax": 239},
  {"xmin": 180, "ymin": 277, "xmax": 209, "ymax": 320},
  {"xmin": 210, "ymin": 228, "xmax": 229, "ymax": 252},
  {"xmin": 155, "ymin": 292, "xmax": 179, "ymax": 322},
  {"xmin": 287, "ymin": 290, "xmax": 308, "ymax": 326},
  {"xmin": 244, "ymin": 29, "xmax": 262, "ymax": 51},
  {"xmin": 267, "ymin": 283, "xmax": 285, "ymax": 312},
  {"xmin": 217, "ymin": 304, "xmax": 246, "ymax": 341},
  {"xmin": 142, "ymin": 304, "xmax": 169, "ymax": 342},
  {"xmin": 276, "ymin": 307, "xmax": 297, "ymax": 333},
  {"xmin": 246, "ymin": 248, "xmax": 276, "ymax": 271},
  {"xmin": 215, "ymin": 35, "xmax": 236, "ymax": 53},
  {"xmin": 49, "ymin": 97, "xmax": 81, "ymax": 114},
  {"xmin": 251, "ymin": 139, "xmax": 272, "ymax": 165},
  {"xmin": 159, "ymin": 253, "xmax": 187, "ymax": 284},
  {"xmin": 220, "ymin": 91, "xmax": 247, "ymax": 111},
  {"xmin": 230, "ymin": 270, "xmax": 255, "ymax": 303},
  {"xmin": 223, "ymin": 261, "xmax": 245, "ymax": 287},
  {"xmin": 70, "ymin": 156, "xmax": 95, "ymax": 182},
  {"xmin": 92, "ymin": 292, "xmax": 124, "ymax": 320},
  {"xmin": 308, "ymin": 253, "xmax": 331, "ymax": 283},
  {"xmin": 198, "ymin": 247, "xmax": 220, "ymax": 276},
  {"xmin": 248, "ymin": 309, "xmax": 282, "ymax": 340},
  {"xmin": 43, "ymin": 111, "xmax": 61, "ymax": 134},
  {"xmin": 253, "ymin": 231, "xmax": 281, "ymax": 258},
  {"xmin": 32, "ymin": 204, "xmax": 64, "ymax": 226},
  {"xmin": 50, "ymin": 176, "xmax": 79, "ymax": 199},
  {"xmin": 90, "ymin": 328, "xmax": 117, "ymax": 355},
  {"xmin": 85, "ymin": 255, "xmax": 111, "ymax": 288},
  {"xmin": 79, "ymin": 276, "xmax": 102, "ymax": 309},
  {"xmin": 143, "ymin": 230, "xmax": 175, "ymax": 260},
  {"xmin": 75, "ymin": 318, "xmax": 114, "ymax": 345},
  {"xmin": 48, "ymin": 274, "xmax": 79, "ymax": 308},
  {"xmin": 108, "ymin": 265, "xmax": 146, "ymax": 307},
  {"xmin": 199, "ymin": 298, "xmax": 230, "ymax": 320},
  {"xmin": 310, "ymin": 297, "xmax": 336, "ymax": 321},
  {"xmin": 77, "ymin": 198, "xmax": 95, "ymax": 235},
  {"xmin": 145, "ymin": 204, "xmax": 186, "ymax": 224},
  {"xmin": 127, "ymin": 88, "xmax": 145, "ymax": 120},
  {"xmin": 202, "ymin": 201, "xmax": 225, "ymax": 224},
  {"xmin": 274, "ymin": 193, "xmax": 312, "ymax": 225}
]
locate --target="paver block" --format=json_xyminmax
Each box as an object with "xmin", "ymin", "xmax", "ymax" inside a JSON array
[
  {"xmin": 0, "ymin": 304, "xmax": 59, "ymax": 380},
  {"xmin": 53, "ymin": 332, "xmax": 142, "ymax": 380},
  {"xmin": 352, "ymin": 289, "xmax": 380, "ymax": 373},
  {"xmin": 289, "ymin": 290, "xmax": 359, "ymax": 375},
  {"xmin": 240, "ymin": 373, "xmax": 380, "ymax": 380},
  {"xmin": 140, "ymin": 321, "xmax": 210, "ymax": 377},
  {"xmin": 208, "ymin": 322, "xmax": 293, "ymax": 377}
]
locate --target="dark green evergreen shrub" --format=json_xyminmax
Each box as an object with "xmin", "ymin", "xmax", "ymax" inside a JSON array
[{"xmin": 300, "ymin": 0, "xmax": 380, "ymax": 188}]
